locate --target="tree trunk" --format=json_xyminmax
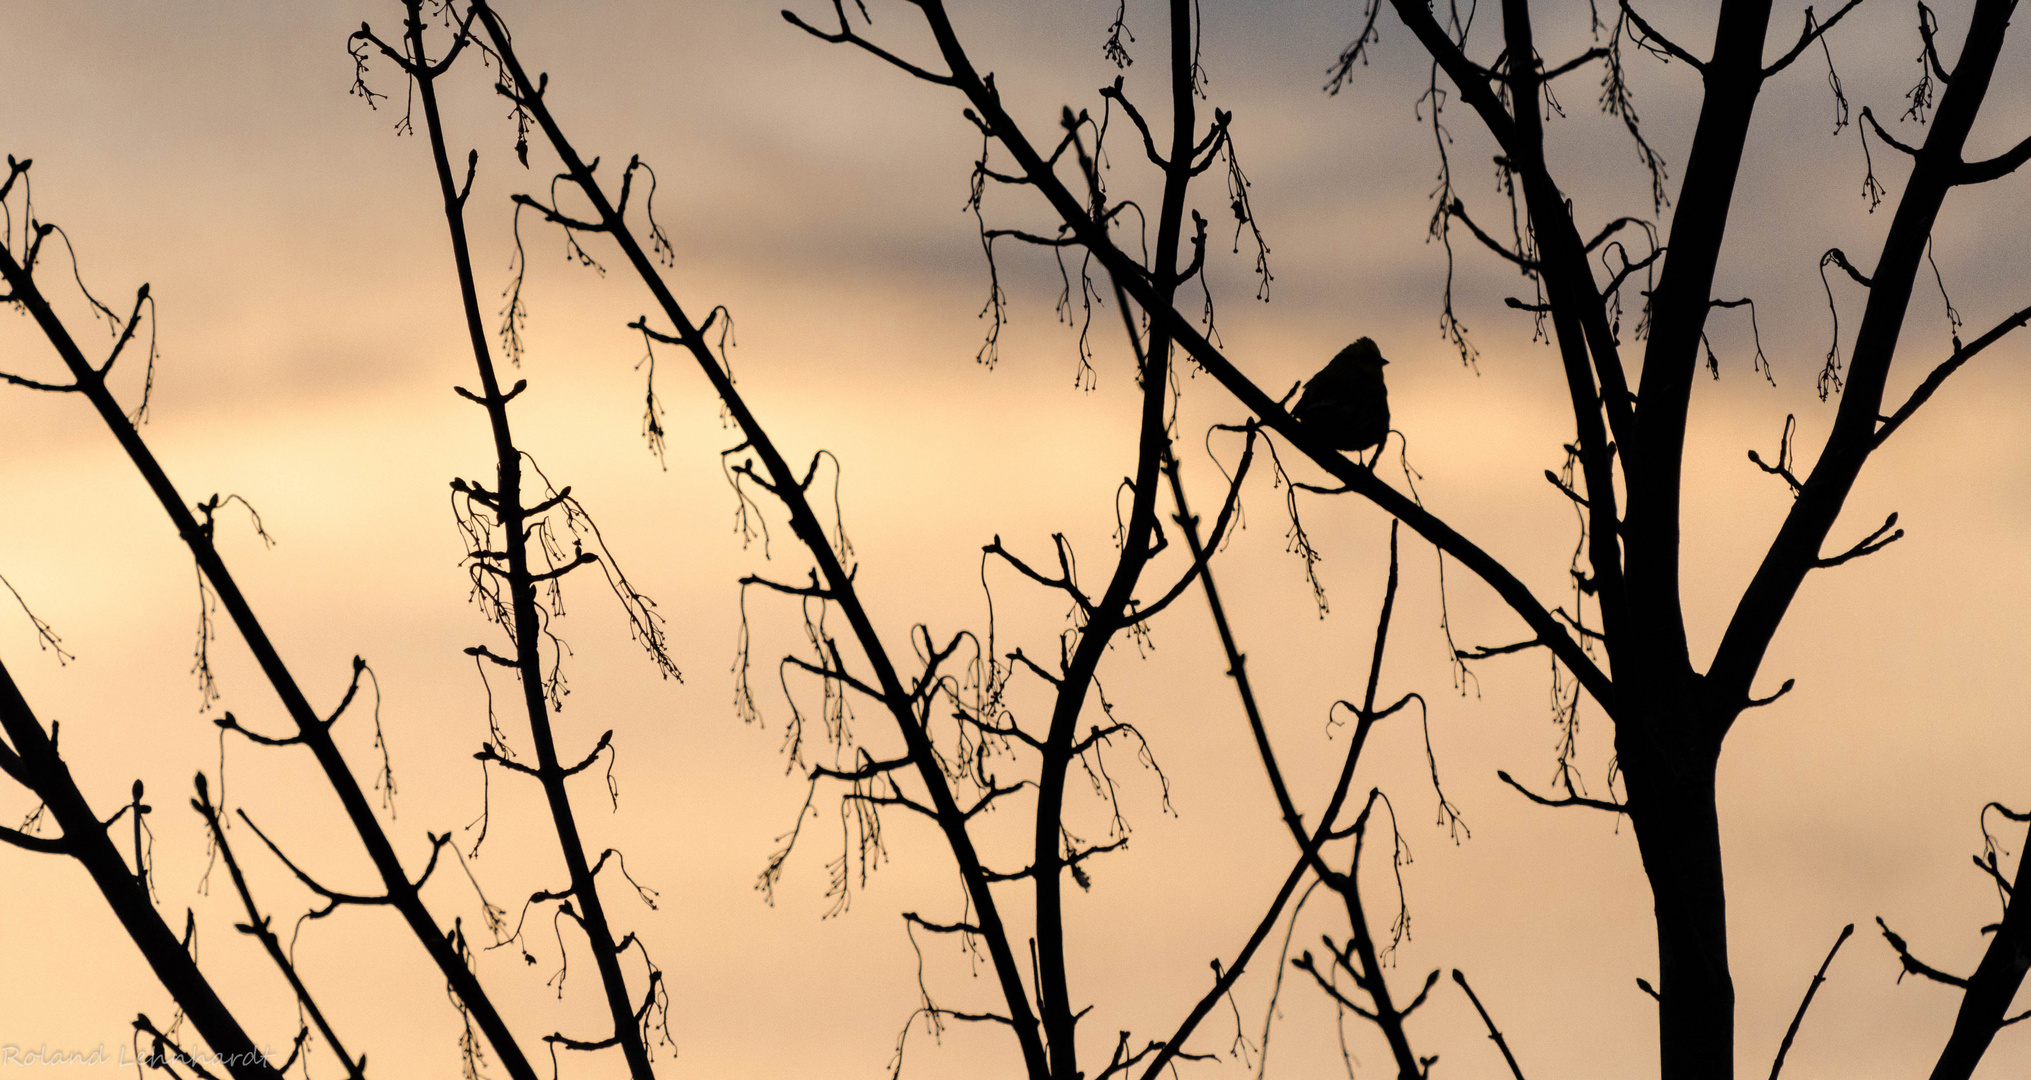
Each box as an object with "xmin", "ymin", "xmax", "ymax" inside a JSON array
[{"xmin": 1623, "ymin": 703, "xmax": 1732, "ymax": 1080}]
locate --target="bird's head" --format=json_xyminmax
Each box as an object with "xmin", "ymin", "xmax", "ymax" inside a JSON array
[{"xmin": 1329, "ymin": 338, "xmax": 1389, "ymax": 370}]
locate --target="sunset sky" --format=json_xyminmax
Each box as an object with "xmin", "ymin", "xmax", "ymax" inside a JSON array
[{"xmin": 4, "ymin": 2, "xmax": 2031, "ymax": 1077}]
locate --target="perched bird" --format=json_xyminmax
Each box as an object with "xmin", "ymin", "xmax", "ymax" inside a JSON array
[{"xmin": 1293, "ymin": 338, "xmax": 1391, "ymax": 461}]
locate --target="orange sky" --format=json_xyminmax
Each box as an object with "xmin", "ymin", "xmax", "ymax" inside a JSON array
[{"xmin": 3, "ymin": 2, "xmax": 2031, "ymax": 1078}]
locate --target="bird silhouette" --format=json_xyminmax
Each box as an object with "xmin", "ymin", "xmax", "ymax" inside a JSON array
[{"xmin": 1292, "ymin": 338, "xmax": 1391, "ymax": 462}]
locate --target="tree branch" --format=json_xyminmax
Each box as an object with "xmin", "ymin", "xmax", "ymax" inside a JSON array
[
  {"xmin": 1876, "ymin": 302, "xmax": 2031, "ymax": 446},
  {"xmin": 1453, "ymin": 970, "xmax": 1529, "ymax": 1080},
  {"xmin": 1763, "ymin": 0, "xmax": 1873, "ymax": 77},
  {"xmin": 1497, "ymin": 769, "xmax": 1628, "ymax": 814},
  {"xmin": 779, "ymin": 5, "xmax": 957, "ymax": 86},
  {"xmin": 1877, "ymin": 916, "xmax": 1969, "ymax": 988},
  {"xmin": 1621, "ymin": 0, "xmax": 1708, "ymax": 71},
  {"xmin": 1812, "ymin": 512, "xmax": 1902, "ymax": 569},
  {"xmin": 1767, "ymin": 922, "xmax": 1853, "ymax": 1080}
]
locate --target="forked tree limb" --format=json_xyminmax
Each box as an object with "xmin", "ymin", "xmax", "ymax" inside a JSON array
[
  {"xmin": 1163, "ymin": 431, "xmax": 1430, "ymax": 1079},
  {"xmin": 1710, "ymin": 0, "xmax": 2020, "ymax": 711},
  {"xmin": 192, "ymin": 773, "xmax": 367, "ymax": 1080}
]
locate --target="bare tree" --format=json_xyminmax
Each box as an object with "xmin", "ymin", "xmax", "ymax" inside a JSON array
[
  {"xmin": 758, "ymin": 0, "xmax": 2031, "ymax": 1076},
  {"xmin": 7, "ymin": 2, "xmax": 2031, "ymax": 1080}
]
